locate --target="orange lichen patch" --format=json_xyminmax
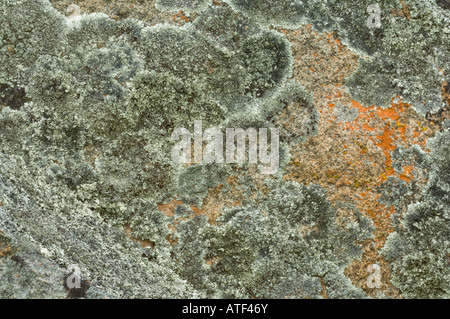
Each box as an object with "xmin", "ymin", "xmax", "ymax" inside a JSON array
[
  {"xmin": 281, "ymin": 22, "xmax": 444, "ymax": 297},
  {"xmin": 156, "ymin": 190, "xmax": 240, "ymax": 225},
  {"xmin": 442, "ymin": 81, "xmax": 450, "ymax": 106},
  {"xmin": 154, "ymin": 180, "xmax": 247, "ymax": 245},
  {"xmin": 375, "ymin": 124, "xmax": 396, "ymax": 174},
  {"xmin": 193, "ymin": 186, "xmax": 245, "ymax": 224},
  {"xmin": 172, "ymin": 10, "xmax": 190, "ymax": 23},
  {"xmin": 157, "ymin": 198, "xmax": 184, "ymax": 217},
  {"xmin": 283, "ymin": 81, "xmax": 440, "ymax": 297},
  {"xmin": 0, "ymin": 244, "xmax": 12, "ymax": 257},
  {"xmin": 280, "ymin": 25, "xmax": 357, "ymax": 91},
  {"xmin": 376, "ymin": 105, "xmax": 404, "ymax": 121},
  {"xmin": 319, "ymin": 276, "xmax": 330, "ymax": 299},
  {"xmin": 123, "ymin": 224, "xmax": 155, "ymax": 248},
  {"xmin": 157, "ymin": 198, "xmax": 191, "ymax": 245},
  {"xmin": 391, "ymin": 0, "xmax": 412, "ymax": 20},
  {"xmin": 399, "ymin": 165, "xmax": 415, "ymax": 182},
  {"xmin": 204, "ymin": 256, "xmax": 221, "ymax": 266},
  {"xmin": 166, "ymin": 234, "xmax": 178, "ymax": 245}
]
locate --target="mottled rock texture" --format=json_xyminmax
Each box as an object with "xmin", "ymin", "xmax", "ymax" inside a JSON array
[{"xmin": 0, "ymin": 0, "xmax": 448, "ymax": 298}]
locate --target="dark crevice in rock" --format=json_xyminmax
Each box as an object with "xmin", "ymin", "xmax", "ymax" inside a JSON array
[
  {"xmin": 436, "ymin": 0, "xmax": 450, "ymax": 10},
  {"xmin": 0, "ymin": 83, "xmax": 30, "ymax": 110}
]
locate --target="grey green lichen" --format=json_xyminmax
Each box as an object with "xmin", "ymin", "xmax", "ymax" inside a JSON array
[
  {"xmin": 0, "ymin": 0, "xmax": 371, "ymax": 298},
  {"xmin": 0, "ymin": 0, "xmax": 447, "ymax": 299},
  {"xmin": 170, "ymin": 181, "xmax": 373, "ymax": 298},
  {"xmin": 156, "ymin": 0, "xmax": 211, "ymax": 14},
  {"xmin": 382, "ymin": 129, "xmax": 450, "ymax": 298},
  {"xmin": 224, "ymin": 0, "xmax": 450, "ymax": 116}
]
